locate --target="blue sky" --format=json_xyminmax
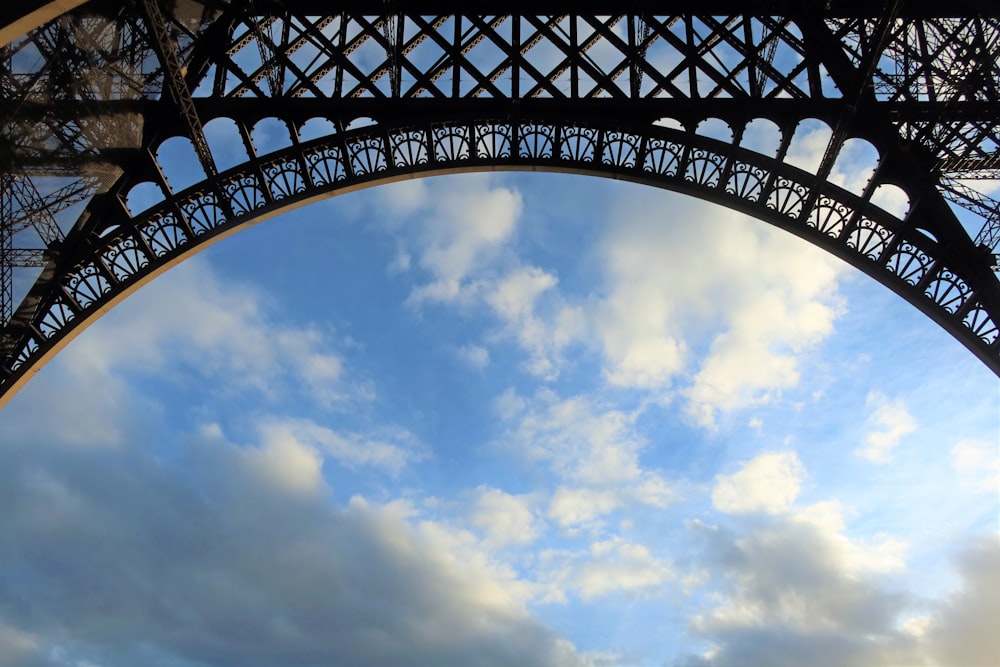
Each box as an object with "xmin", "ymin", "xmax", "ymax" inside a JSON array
[{"xmin": 0, "ymin": 167, "xmax": 997, "ymax": 667}]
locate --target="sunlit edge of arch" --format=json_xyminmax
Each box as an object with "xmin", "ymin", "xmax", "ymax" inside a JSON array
[
  {"xmin": 0, "ymin": 113, "xmax": 1000, "ymax": 408},
  {"xmin": 0, "ymin": 164, "xmax": 592, "ymax": 411},
  {"xmin": 0, "ymin": 0, "xmax": 88, "ymax": 47},
  {"xmin": 3, "ymin": 164, "xmax": 998, "ymax": 414}
]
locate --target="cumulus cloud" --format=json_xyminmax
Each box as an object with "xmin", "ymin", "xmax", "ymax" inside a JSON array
[
  {"xmin": 676, "ymin": 454, "xmax": 1000, "ymax": 667},
  {"xmin": 679, "ymin": 512, "xmax": 916, "ymax": 667},
  {"xmin": 256, "ymin": 418, "xmax": 425, "ymax": 478},
  {"xmin": 924, "ymin": 535, "xmax": 1000, "ymax": 667},
  {"xmin": 0, "ymin": 432, "xmax": 597, "ymax": 667},
  {"xmin": 485, "ymin": 266, "xmax": 583, "ymax": 378},
  {"xmin": 548, "ymin": 478, "xmax": 675, "ymax": 530},
  {"xmin": 500, "ymin": 390, "xmax": 646, "ymax": 485},
  {"xmin": 679, "ymin": 523, "xmax": 996, "ymax": 667},
  {"xmin": 540, "ymin": 537, "xmax": 675, "ymax": 602},
  {"xmin": 548, "ymin": 487, "xmax": 623, "ymax": 528},
  {"xmin": 594, "ymin": 188, "xmax": 844, "ymax": 427},
  {"xmin": 856, "ymin": 392, "xmax": 916, "ymax": 463},
  {"xmin": 470, "ymin": 486, "xmax": 544, "ymax": 547},
  {"xmin": 377, "ymin": 176, "xmax": 843, "ymax": 429},
  {"xmin": 400, "ymin": 175, "xmax": 522, "ymax": 305},
  {"xmin": 0, "ymin": 258, "xmax": 365, "ymax": 449},
  {"xmin": 711, "ymin": 451, "xmax": 806, "ymax": 515}
]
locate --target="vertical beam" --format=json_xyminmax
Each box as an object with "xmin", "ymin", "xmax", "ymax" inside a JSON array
[{"xmin": 0, "ymin": 174, "xmax": 13, "ymax": 324}]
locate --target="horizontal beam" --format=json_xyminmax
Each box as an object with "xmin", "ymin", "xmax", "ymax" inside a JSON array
[
  {"xmin": 7, "ymin": 0, "xmax": 996, "ymax": 33},
  {"xmin": 8, "ymin": 98, "xmax": 1000, "ymax": 127},
  {"xmin": 175, "ymin": 1, "xmax": 1000, "ymax": 19}
]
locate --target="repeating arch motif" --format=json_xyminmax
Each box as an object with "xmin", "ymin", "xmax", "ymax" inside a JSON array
[{"xmin": 1, "ymin": 115, "xmax": 999, "ymax": 400}]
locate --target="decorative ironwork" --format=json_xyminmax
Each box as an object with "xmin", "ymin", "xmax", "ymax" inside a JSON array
[{"xmin": 1, "ymin": 1, "xmax": 999, "ymax": 405}]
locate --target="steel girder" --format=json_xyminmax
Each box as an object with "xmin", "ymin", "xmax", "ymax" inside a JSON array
[{"xmin": 0, "ymin": 1, "xmax": 998, "ymax": 405}]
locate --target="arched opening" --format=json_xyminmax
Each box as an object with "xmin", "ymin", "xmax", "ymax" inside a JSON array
[
  {"xmin": 251, "ymin": 117, "xmax": 295, "ymax": 156},
  {"xmin": 784, "ymin": 118, "xmax": 833, "ymax": 173},
  {"xmin": 4, "ymin": 116, "xmax": 997, "ymax": 409},
  {"xmin": 155, "ymin": 136, "xmax": 208, "ymax": 191},
  {"xmin": 204, "ymin": 117, "xmax": 251, "ymax": 171},
  {"xmin": 125, "ymin": 181, "xmax": 166, "ymax": 216},
  {"xmin": 830, "ymin": 136, "xmax": 881, "ymax": 196},
  {"xmin": 739, "ymin": 118, "xmax": 784, "ymax": 158}
]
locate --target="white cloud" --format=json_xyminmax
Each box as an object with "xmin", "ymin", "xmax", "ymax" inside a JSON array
[
  {"xmin": 493, "ymin": 386, "xmax": 527, "ymax": 421},
  {"xmin": 593, "ymin": 189, "xmax": 844, "ymax": 427},
  {"xmin": 378, "ymin": 178, "xmax": 843, "ymax": 430},
  {"xmin": 457, "ymin": 343, "xmax": 491, "ymax": 369},
  {"xmin": 950, "ymin": 439, "xmax": 999, "ymax": 494},
  {"xmin": 548, "ymin": 487, "xmax": 623, "ymax": 528},
  {"xmin": 681, "ymin": 510, "xmax": 917, "ymax": 667},
  {"xmin": 0, "ymin": 622, "xmax": 42, "ymax": 667},
  {"xmin": 485, "ymin": 266, "xmax": 572, "ymax": 377},
  {"xmin": 257, "ymin": 418, "xmax": 425, "ymax": 477},
  {"xmin": 469, "ymin": 486, "xmax": 543, "ymax": 547},
  {"xmin": 0, "ymin": 432, "xmax": 598, "ymax": 667},
  {"xmin": 499, "ymin": 391, "xmax": 676, "ymax": 530},
  {"xmin": 924, "ymin": 535, "xmax": 1000, "ymax": 667},
  {"xmin": 500, "ymin": 391, "xmax": 646, "ymax": 486},
  {"xmin": 856, "ymin": 392, "xmax": 916, "ymax": 463},
  {"xmin": 0, "ymin": 259, "xmax": 364, "ymax": 449},
  {"xmin": 712, "ymin": 451, "xmax": 806, "ymax": 515},
  {"xmin": 540, "ymin": 537, "xmax": 675, "ymax": 602},
  {"xmin": 243, "ymin": 425, "xmax": 326, "ymax": 495},
  {"xmin": 402, "ymin": 175, "xmax": 522, "ymax": 305},
  {"xmin": 487, "ymin": 266, "xmax": 558, "ymax": 321},
  {"xmin": 547, "ymin": 479, "xmax": 675, "ymax": 531}
]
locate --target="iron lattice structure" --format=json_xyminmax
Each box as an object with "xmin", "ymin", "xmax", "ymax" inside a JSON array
[{"xmin": 1, "ymin": 0, "xmax": 999, "ymax": 404}]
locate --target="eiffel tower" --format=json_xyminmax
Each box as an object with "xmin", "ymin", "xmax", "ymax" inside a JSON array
[{"xmin": 1, "ymin": 0, "xmax": 998, "ymax": 405}]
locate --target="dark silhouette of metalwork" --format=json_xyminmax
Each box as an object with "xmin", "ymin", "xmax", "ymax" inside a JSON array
[{"xmin": 1, "ymin": 1, "xmax": 998, "ymax": 404}]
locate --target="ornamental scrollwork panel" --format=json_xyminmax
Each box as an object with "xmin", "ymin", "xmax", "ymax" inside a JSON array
[
  {"xmin": 685, "ymin": 149, "xmax": 726, "ymax": 189},
  {"xmin": 103, "ymin": 236, "xmax": 151, "ymax": 282},
  {"xmin": 602, "ymin": 132, "xmax": 641, "ymax": 169},
  {"xmin": 141, "ymin": 215, "xmax": 189, "ymax": 258},
  {"xmin": 10, "ymin": 337, "xmax": 40, "ymax": 373},
  {"xmin": 846, "ymin": 218, "xmax": 893, "ymax": 261},
  {"xmin": 65, "ymin": 264, "xmax": 112, "ymax": 310},
  {"xmin": 305, "ymin": 146, "xmax": 348, "ymax": 185},
  {"xmin": 925, "ymin": 269, "xmax": 972, "ymax": 314},
  {"xmin": 519, "ymin": 124, "xmax": 555, "ymax": 159},
  {"xmin": 224, "ymin": 175, "xmax": 268, "ymax": 216},
  {"xmin": 560, "ymin": 127, "xmax": 598, "ymax": 162},
  {"xmin": 963, "ymin": 306, "xmax": 1000, "ymax": 345},
  {"xmin": 262, "ymin": 159, "xmax": 307, "ymax": 200},
  {"xmin": 37, "ymin": 300, "xmax": 75, "ymax": 339},
  {"xmin": 642, "ymin": 137, "xmax": 683, "ymax": 176},
  {"xmin": 766, "ymin": 178, "xmax": 807, "ymax": 219},
  {"xmin": 807, "ymin": 197, "xmax": 851, "ymax": 238},
  {"xmin": 475, "ymin": 124, "xmax": 513, "ymax": 159},
  {"xmin": 885, "ymin": 242, "xmax": 933, "ymax": 286},
  {"xmin": 346, "ymin": 137, "xmax": 388, "ymax": 176},
  {"xmin": 182, "ymin": 192, "xmax": 229, "ymax": 235},
  {"xmin": 390, "ymin": 130, "xmax": 430, "ymax": 168},
  {"xmin": 725, "ymin": 162, "xmax": 767, "ymax": 202},
  {"xmin": 432, "ymin": 126, "xmax": 471, "ymax": 162}
]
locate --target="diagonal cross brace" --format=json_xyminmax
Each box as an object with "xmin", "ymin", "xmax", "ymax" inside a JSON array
[{"xmin": 140, "ymin": 0, "xmax": 217, "ymax": 178}]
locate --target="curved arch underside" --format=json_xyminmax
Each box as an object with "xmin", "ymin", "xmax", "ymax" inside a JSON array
[{"xmin": 2, "ymin": 2, "xmax": 999, "ymax": 405}]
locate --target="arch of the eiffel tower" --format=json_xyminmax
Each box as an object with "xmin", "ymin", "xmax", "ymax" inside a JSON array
[{"xmin": 1, "ymin": 0, "xmax": 998, "ymax": 405}]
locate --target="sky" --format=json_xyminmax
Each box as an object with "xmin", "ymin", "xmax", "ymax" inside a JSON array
[{"xmin": 0, "ymin": 164, "xmax": 998, "ymax": 667}]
